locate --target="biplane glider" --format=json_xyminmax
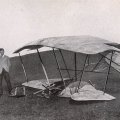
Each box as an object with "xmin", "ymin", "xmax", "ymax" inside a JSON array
[{"xmin": 13, "ymin": 35, "xmax": 120, "ymax": 101}]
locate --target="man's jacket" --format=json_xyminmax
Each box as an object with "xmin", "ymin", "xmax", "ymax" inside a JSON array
[{"xmin": 0, "ymin": 55, "xmax": 11, "ymax": 73}]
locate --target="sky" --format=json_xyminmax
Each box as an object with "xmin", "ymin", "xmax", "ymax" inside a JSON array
[{"xmin": 1, "ymin": 0, "xmax": 120, "ymax": 57}]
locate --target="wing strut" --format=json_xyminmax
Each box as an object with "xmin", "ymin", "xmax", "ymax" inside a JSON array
[
  {"xmin": 78, "ymin": 54, "xmax": 88, "ymax": 89},
  {"xmin": 59, "ymin": 49, "xmax": 71, "ymax": 79},
  {"xmin": 74, "ymin": 53, "xmax": 77, "ymax": 81},
  {"xmin": 19, "ymin": 53, "xmax": 28, "ymax": 82},
  {"xmin": 103, "ymin": 51, "xmax": 114, "ymax": 94},
  {"xmin": 52, "ymin": 48, "xmax": 66, "ymax": 88},
  {"xmin": 91, "ymin": 55, "xmax": 104, "ymax": 72},
  {"xmin": 100, "ymin": 53, "xmax": 120, "ymax": 67},
  {"xmin": 85, "ymin": 55, "xmax": 90, "ymax": 67},
  {"xmin": 37, "ymin": 49, "xmax": 50, "ymax": 85}
]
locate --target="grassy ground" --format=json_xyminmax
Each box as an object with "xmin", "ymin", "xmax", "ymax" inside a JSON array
[{"xmin": 1, "ymin": 51, "xmax": 120, "ymax": 120}]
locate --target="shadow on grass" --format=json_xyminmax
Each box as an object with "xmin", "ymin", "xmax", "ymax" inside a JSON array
[{"xmin": 69, "ymin": 99, "xmax": 107, "ymax": 105}]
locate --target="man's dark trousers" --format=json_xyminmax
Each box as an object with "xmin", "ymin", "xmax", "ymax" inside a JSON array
[{"xmin": 0, "ymin": 68, "xmax": 12, "ymax": 95}]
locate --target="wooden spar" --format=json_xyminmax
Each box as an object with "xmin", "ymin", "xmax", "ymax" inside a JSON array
[
  {"xmin": 52, "ymin": 48, "xmax": 66, "ymax": 88},
  {"xmin": 19, "ymin": 53, "xmax": 28, "ymax": 82},
  {"xmin": 37, "ymin": 49, "xmax": 50, "ymax": 85}
]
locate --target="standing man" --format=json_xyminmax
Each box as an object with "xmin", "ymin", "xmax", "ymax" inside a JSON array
[{"xmin": 0, "ymin": 48, "xmax": 12, "ymax": 96}]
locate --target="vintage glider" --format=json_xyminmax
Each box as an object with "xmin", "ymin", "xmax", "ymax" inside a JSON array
[{"xmin": 14, "ymin": 35, "xmax": 120, "ymax": 100}]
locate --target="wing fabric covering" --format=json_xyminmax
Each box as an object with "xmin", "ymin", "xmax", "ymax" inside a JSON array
[
  {"xmin": 59, "ymin": 81, "xmax": 115, "ymax": 101},
  {"xmin": 14, "ymin": 36, "xmax": 120, "ymax": 54}
]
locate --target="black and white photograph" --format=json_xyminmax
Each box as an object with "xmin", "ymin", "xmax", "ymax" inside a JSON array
[{"xmin": 0, "ymin": 0, "xmax": 120, "ymax": 120}]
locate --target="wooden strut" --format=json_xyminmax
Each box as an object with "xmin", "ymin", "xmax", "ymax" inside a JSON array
[
  {"xmin": 100, "ymin": 53, "xmax": 120, "ymax": 68},
  {"xmin": 59, "ymin": 68, "xmax": 109, "ymax": 74},
  {"xmin": 86, "ymin": 55, "xmax": 90, "ymax": 66},
  {"xmin": 74, "ymin": 53, "xmax": 77, "ymax": 81},
  {"xmin": 37, "ymin": 49, "xmax": 50, "ymax": 85},
  {"xmin": 103, "ymin": 51, "xmax": 114, "ymax": 94},
  {"xmin": 59, "ymin": 49, "xmax": 71, "ymax": 79},
  {"xmin": 78, "ymin": 54, "xmax": 88, "ymax": 89},
  {"xmin": 91, "ymin": 55, "xmax": 104, "ymax": 72},
  {"xmin": 52, "ymin": 48, "xmax": 66, "ymax": 88},
  {"xmin": 19, "ymin": 53, "xmax": 28, "ymax": 82}
]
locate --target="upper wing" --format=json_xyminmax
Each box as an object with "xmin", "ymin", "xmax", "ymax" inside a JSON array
[{"xmin": 14, "ymin": 35, "xmax": 120, "ymax": 54}]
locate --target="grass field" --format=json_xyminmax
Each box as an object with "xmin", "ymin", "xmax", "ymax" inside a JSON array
[{"xmin": 1, "ymin": 51, "xmax": 120, "ymax": 120}]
